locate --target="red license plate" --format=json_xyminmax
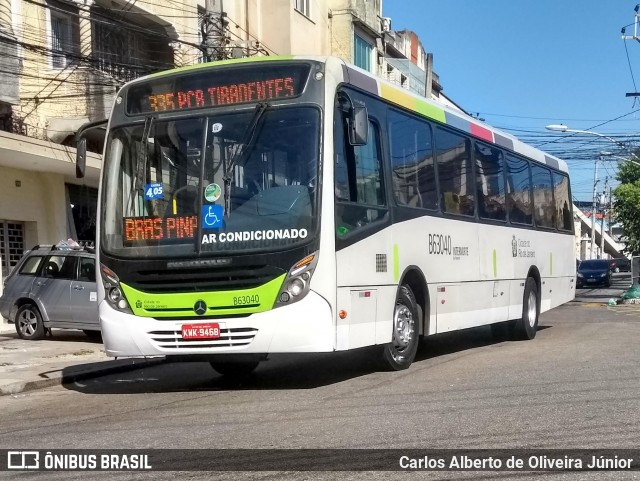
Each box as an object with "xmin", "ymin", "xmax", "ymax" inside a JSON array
[{"xmin": 181, "ymin": 323, "xmax": 221, "ymax": 340}]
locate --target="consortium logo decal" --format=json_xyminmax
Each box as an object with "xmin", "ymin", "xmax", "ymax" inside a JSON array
[
  {"xmin": 194, "ymin": 300, "xmax": 207, "ymax": 315},
  {"xmin": 512, "ymin": 236, "xmax": 535, "ymax": 258}
]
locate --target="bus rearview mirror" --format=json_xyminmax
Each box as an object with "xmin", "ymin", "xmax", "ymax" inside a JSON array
[
  {"xmin": 348, "ymin": 105, "xmax": 368, "ymax": 146},
  {"xmin": 76, "ymin": 137, "xmax": 87, "ymax": 179}
]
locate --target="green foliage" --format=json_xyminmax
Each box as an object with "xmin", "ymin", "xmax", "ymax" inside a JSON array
[
  {"xmin": 616, "ymin": 157, "xmax": 640, "ymax": 184},
  {"xmin": 613, "ymin": 163, "xmax": 640, "ymax": 255},
  {"xmin": 611, "ymin": 152, "xmax": 640, "ymax": 255}
]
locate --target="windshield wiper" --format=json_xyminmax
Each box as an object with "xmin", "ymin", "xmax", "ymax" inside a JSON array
[
  {"xmin": 222, "ymin": 102, "xmax": 269, "ymax": 216},
  {"xmin": 135, "ymin": 116, "xmax": 154, "ymax": 191},
  {"xmin": 129, "ymin": 116, "xmax": 154, "ymax": 215}
]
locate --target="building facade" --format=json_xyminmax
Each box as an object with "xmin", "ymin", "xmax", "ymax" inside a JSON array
[
  {"xmin": 0, "ymin": 0, "xmax": 451, "ymax": 282},
  {"xmin": 0, "ymin": 0, "xmax": 202, "ymax": 280}
]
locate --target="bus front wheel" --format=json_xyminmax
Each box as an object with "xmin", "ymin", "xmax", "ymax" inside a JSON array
[
  {"xmin": 514, "ymin": 277, "xmax": 539, "ymax": 340},
  {"xmin": 381, "ymin": 285, "xmax": 419, "ymax": 371}
]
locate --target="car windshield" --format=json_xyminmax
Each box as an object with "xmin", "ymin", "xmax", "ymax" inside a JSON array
[
  {"xmin": 579, "ymin": 260, "xmax": 609, "ymax": 270},
  {"xmin": 101, "ymin": 106, "xmax": 320, "ymax": 257}
]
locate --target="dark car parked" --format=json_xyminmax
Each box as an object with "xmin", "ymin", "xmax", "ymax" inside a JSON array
[
  {"xmin": 609, "ymin": 257, "xmax": 631, "ymax": 273},
  {"xmin": 577, "ymin": 259, "xmax": 612, "ymax": 288},
  {"xmin": 0, "ymin": 245, "xmax": 100, "ymax": 340}
]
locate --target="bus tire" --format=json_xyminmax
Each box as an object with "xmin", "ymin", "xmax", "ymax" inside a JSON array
[
  {"xmin": 514, "ymin": 277, "xmax": 539, "ymax": 340},
  {"xmin": 15, "ymin": 304, "xmax": 46, "ymax": 340},
  {"xmin": 209, "ymin": 361, "xmax": 260, "ymax": 377},
  {"xmin": 381, "ymin": 285, "xmax": 419, "ymax": 371}
]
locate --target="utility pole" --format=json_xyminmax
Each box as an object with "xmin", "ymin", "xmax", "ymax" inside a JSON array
[
  {"xmin": 608, "ymin": 186, "xmax": 613, "ymax": 237},
  {"xmin": 600, "ymin": 177, "xmax": 608, "ymax": 258},
  {"xmin": 590, "ymin": 157, "xmax": 600, "ymax": 260},
  {"xmin": 201, "ymin": 0, "xmax": 227, "ymax": 61},
  {"xmin": 622, "ymin": 6, "xmax": 640, "ymax": 98},
  {"xmin": 425, "ymin": 53, "xmax": 433, "ymax": 99}
]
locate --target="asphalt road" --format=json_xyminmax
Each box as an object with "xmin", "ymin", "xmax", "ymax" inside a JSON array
[
  {"xmin": 2, "ymin": 277, "xmax": 640, "ymax": 481},
  {"xmin": 573, "ymin": 272, "xmax": 633, "ymax": 304}
]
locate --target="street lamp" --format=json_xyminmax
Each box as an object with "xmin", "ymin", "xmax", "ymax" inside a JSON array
[
  {"xmin": 545, "ymin": 124, "xmax": 627, "ymax": 150},
  {"xmin": 544, "ymin": 124, "xmax": 627, "ymax": 259}
]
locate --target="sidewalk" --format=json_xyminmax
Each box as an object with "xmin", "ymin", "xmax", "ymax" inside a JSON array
[{"xmin": 0, "ymin": 319, "xmax": 164, "ymax": 395}]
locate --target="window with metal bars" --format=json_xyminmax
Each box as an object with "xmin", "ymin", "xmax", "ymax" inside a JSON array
[
  {"xmin": 0, "ymin": 222, "xmax": 24, "ymax": 279},
  {"xmin": 48, "ymin": 0, "xmax": 80, "ymax": 69},
  {"xmin": 91, "ymin": 5, "xmax": 174, "ymax": 81}
]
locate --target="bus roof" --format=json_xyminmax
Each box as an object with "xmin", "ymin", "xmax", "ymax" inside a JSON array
[{"xmin": 131, "ymin": 55, "xmax": 568, "ymax": 174}]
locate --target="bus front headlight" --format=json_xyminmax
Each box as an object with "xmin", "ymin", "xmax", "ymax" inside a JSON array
[
  {"xmin": 101, "ymin": 264, "xmax": 132, "ymax": 313},
  {"xmin": 275, "ymin": 251, "xmax": 318, "ymax": 307}
]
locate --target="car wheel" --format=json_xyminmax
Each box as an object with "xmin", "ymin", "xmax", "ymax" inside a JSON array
[
  {"xmin": 15, "ymin": 304, "xmax": 45, "ymax": 340},
  {"xmin": 209, "ymin": 361, "xmax": 260, "ymax": 377},
  {"xmin": 513, "ymin": 278, "xmax": 539, "ymax": 340},
  {"xmin": 380, "ymin": 285, "xmax": 420, "ymax": 370}
]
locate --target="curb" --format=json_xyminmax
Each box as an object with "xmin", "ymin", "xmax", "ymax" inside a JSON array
[{"xmin": 0, "ymin": 357, "xmax": 166, "ymax": 396}]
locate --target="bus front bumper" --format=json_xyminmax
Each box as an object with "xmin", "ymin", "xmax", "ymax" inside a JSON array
[{"xmin": 99, "ymin": 290, "xmax": 335, "ymax": 358}]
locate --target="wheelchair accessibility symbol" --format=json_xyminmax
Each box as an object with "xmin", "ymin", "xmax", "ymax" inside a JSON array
[{"xmin": 202, "ymin": 204, "xmax": 224, "ymax": 229}]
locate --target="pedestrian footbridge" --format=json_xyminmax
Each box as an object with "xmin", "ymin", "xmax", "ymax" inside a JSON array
[{"xmin": 574, "ymin": 205, "xmax": 623, "ymax": 259}]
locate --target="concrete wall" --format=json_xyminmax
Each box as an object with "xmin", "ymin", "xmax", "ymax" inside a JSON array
[
  {"xmin": 226, "ymin": 0, "xmax": 330, "ymax": 57},
  {"xmin": 0, "ymin": 165, "xmax": 68, "ymax": 246}
]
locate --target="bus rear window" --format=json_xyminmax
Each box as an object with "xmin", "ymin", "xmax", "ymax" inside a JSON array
[{"xmin": 126, "ymin": 64, "xmax": 311, "ymax": 115}]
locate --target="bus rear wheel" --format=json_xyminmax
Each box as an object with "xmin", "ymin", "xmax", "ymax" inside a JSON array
[
  {"xmin": 381, "ymin": 285, "xmax": 419, "ymax": 371},
  {"xmin": 209, "ymin": 360, "xmax": 260, "ymax": 377},
  {"xmin": 513, "ymin": 277, "xmax": 539, "ymax": 340}
]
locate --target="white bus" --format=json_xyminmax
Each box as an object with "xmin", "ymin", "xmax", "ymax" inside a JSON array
[{"xmin": 76, "ymin": 56, "xmax": 576, "ymax": 375}]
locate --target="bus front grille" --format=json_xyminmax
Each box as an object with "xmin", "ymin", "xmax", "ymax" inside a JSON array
[
  {"xmin": 147, "ymin": 327, "xmax": 257, "ymax": 349},
  {"xmin": 129, "ymin": 265, "xmax": 284, "ymax": 293}
]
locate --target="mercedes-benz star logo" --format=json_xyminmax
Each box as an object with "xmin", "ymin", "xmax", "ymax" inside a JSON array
[{"xmin": 194, "ymin": 300, "xmax": 207, "ymax": 316}]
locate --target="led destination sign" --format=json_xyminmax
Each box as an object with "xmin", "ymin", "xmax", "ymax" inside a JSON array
[
  {"xmin": 124, "ymin": 216, "xmax": 309, "ymax": 247},
  {"xmin": 148, "ymin": 78, "xmax": 294, "ymax": 112},
  {"xmin": 124, "ymin": 216, "xmax": 197, "ymax": 243},
  {"xmin": 127, "ymin": 64, "xmax": 311, "ymax": 114}
]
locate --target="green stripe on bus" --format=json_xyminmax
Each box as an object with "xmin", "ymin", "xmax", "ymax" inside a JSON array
[
  {"xmin": 493, "ymin": 249, "xmax": 497, "ymax": 278},
  {"xmin": 146, "ymin": 56, "xmax": 295, "ymax": 79},
  {"xmin": 415, "ymin": 98, "xmax": 446, "ymax": 122},
  {"xmin": 121, "ymin": 274, "xmax": 286, "ymax": 317},
  {"xmin": 393, "ymin": 244, "xmax": 399, "ymax": 282}
]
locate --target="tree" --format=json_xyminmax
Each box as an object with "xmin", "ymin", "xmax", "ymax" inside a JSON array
[{"xmin": 612, "ymin": 155, "xmax": 640, "ymax": 255}]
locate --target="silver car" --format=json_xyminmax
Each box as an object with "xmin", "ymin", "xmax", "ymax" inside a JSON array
[{"xmin": 0, "ymin": 245, "xmax": 100, "ymax": 340}]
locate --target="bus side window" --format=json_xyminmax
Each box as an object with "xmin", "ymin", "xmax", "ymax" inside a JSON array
[
  {"xmin": 335, "ymin": 117, "xmax": 387, "ymax": 238},
  {"xmin": 388, "ymin": 109, "xmax": 437, "ymax": 210},
  {"xmin": 435, "ymin": 128, "xmax": 474, "ymax": 217},
  {"xmin": 505, "ymin": 154, "xmax": 533, "ymax": 225},
  {"xmin": 553, "ymin": 172, "xmax": 573, "ymax": 232},
  {"xmin": 474, "ymin": 142, "xmax": 506, "ymax": 221},
  {"xmin": 531, "ymin": 164, "xmax": 556, "ymax": 229}
]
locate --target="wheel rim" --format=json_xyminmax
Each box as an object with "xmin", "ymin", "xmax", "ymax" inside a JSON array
[
  {"xmin": 526, "ymin": 290, "xmax": 537, "ymax": 328},
  {"xmin": 391, "ymin": 303, "xmax": 414, "ymax": 361},
  {"xmin": 18, "ymin": 309, "xmax": 37, "ymax": 336}
]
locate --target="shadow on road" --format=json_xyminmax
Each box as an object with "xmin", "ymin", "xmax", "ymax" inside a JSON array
[{"xmin": 63, "ymin": 323, "xmax": 549, "ymax": 395}]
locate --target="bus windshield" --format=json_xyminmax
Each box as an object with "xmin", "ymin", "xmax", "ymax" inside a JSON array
[{"xmin": 101, "ymin": 106, "xmax": 320, "ymax": 257}]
